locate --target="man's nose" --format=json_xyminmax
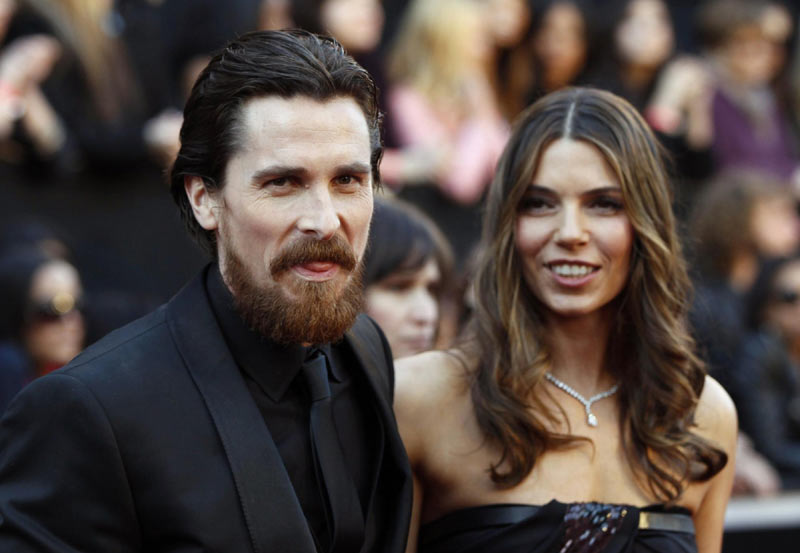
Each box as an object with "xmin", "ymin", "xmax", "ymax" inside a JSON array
[{"xmin": 296, "ymin": 185, "xmax": 341, "ymax": 240}]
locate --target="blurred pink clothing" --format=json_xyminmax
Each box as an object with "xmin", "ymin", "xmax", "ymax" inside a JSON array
[{"xmin": 387, "ymin": 85, "xmax": 509, "ymax": 205}]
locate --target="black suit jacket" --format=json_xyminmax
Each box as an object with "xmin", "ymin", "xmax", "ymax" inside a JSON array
[{"xmin": 0, "ymin": 269, "xmax": 413, "ymax": 552}]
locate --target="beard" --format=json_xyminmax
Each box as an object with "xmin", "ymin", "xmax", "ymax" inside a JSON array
[{"xmin": 222, "ymin": 232, "xmax": 364, "ymax": 346}]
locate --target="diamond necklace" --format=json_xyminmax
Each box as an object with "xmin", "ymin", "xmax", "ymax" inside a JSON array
[{"xmin": 544, "ymin": 372, "xmax": 619, "ymax": 427}]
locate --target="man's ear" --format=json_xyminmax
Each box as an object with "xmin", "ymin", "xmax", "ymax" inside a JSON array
[{"xmin": 185, "ymin": 175, "xmax": 220, "ymax": 231}]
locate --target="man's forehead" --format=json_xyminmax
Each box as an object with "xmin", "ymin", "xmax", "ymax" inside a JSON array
[
  {"xmin": 239, "ymin": 94, "xmax": 370, "ymax": 131},
  {"xmin": 225, "ymin": 94, "xmax": 373, "ymax": 175}
]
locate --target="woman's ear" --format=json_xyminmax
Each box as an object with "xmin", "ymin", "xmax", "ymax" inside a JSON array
[{"xmin": 185, "ymin": 176, "xmax": 220, "ymax": 231}]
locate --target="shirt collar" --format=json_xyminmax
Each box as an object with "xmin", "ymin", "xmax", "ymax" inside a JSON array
[{"xmin": 205, "ymin": 265, "xmax": 343, "ymax": 401}]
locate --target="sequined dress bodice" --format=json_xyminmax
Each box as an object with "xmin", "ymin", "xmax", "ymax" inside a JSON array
[{"xmin": 418, "ymin": 500, "xmax": 696, "ymax": 553}]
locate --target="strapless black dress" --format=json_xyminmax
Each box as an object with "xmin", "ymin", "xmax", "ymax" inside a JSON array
[{"xmin": 418, "ymin": 500, "xmax": 696, "ymax": 553}]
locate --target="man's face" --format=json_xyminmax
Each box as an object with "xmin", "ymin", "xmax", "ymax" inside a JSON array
[{"xmin": 190, "ymin": 95, "xmax": 374, "ymax": 344}]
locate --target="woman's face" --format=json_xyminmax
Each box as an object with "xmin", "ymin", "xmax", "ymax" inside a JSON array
[
  {"xmin": 22, "ymin": 260, "xmax": 85, "ymax": 371},
  {"xmin": 750, "ymin": 195, "xmax": 800, "ymax": 258},
  {"xmin": 484, "ymin": 0, "xmax": 531, "ymax": 48},
  {"xmin": 533, "ymin": 2, "xmax": 587, "ymax": 89},
  {"xmin": 767, "ymin": 260, "xmax": 800, "ymax": 340},
  {"xmin": 321, "ymin": 0, "xmax": 384, "ymax": 53},
  {"xmin": 365, "ymin": 258, "xmax": 441, "ymax": 359},
  {"xmin": 515, "ymin": 138, "xmax": 634, "ymax": 321},
  {"xmin": 615, "ymin": 0, "xmax": 673, "ymax": 69}
]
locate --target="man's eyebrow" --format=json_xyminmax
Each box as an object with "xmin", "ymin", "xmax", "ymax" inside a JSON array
[
  {"xmin": 335, "ymin": 162, "xmax": 371, "ymax": 174},
  {"xmin": 251, "ymin": 165, "xmax": 308, "ymax": 181},
  {"xmin": 250, "ymin": 162, "xmax": 372, "ymax": 182}
]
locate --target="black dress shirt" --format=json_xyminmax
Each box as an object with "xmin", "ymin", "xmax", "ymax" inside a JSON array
[{"xmin": 206, "ymin": 267, "xmax": 377, "ymax": 552}]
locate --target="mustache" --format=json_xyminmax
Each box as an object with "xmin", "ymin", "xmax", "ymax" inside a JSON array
[{"xmin": 270, "ymin": 235, "xmax": 358, "ymax": 276}]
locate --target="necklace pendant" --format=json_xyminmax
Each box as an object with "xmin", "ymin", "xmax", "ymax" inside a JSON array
[{"xmin": 587, "ymin": 413, "xmax": 598, "ymax": 427}]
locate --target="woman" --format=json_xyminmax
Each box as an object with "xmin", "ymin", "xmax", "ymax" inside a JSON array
[
  {"xmin": 363, "ymin": 198, "xmax": 455, "ymax": 359},
  {"xmin": 732, "ymin": 254, "xmax": 800, "ymax": 489},
  {"xmin": 526, "ymin": 0, "xmax": 592, "ymax": 102},
  {"xmin": 395, "ymin": 88, "xmax": 736, "ymax": 553},
  {"xmin": 0, "ymin": 247, "xmax": 85, "ymax": 412},
  {"xmin": 384, "ymin": 0, "xmax": 509, "ymax": 264}
]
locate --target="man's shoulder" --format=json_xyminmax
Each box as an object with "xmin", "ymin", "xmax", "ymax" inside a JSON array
[
  {"xmin": 60, "ymin": 304, "xmax": 173, "ymax": 378},
  {"xmin": 61, "ymin": 271, "xmax": 210, "ymax": 383}
]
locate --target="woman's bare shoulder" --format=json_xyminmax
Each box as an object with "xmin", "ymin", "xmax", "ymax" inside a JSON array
[
  {"xmin": 395, "ymin": 349, "xmax": 471, "ymax": 407},
  {"xmin": 394, "ymin": 349, "xmax": 473, "ymax": 461},
  {"xmin": 695, "ymin": 375, "xmax": 738, "ymax": 449}
]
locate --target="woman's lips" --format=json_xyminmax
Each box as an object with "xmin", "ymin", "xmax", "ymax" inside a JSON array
[{"xmin": 546, "ymin": 261, "xmax": 599, "ymax": 288}]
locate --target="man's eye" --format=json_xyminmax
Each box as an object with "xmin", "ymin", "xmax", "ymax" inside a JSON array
[
  {"xmin": 335, "ymin": 175, "xmax": 360, "ymax": 186},
  {"xmin": 265, "ymin": 177, "xmax": 291, "ymax": 188}
]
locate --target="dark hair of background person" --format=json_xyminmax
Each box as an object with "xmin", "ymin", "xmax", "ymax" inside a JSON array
[
  {"xmin": 586, "ymin": 0, "xmax": 677, "ymax": 110},
  {"xmin": 0, "ymin": 247, "xmax": 53, "ymax": 343},
  {"xmin": 363, "ymin": 198, "xmax": 454, "ymax": 296},
  {"xmin": 288, "ymin": 0, "xmax": 325, "ymax": 34},
  {"xmin": 695, "ymin": 0, "xmax": 769, "ymax": 51},
  {"xmin": 463, "ymin": 86, "xmax": 727, "ymax": 500},
  {"xmin": 0, "ymin": 218, "xmax": 72, "ymax": 261},
  {"xmin": 525, "ymin": 0, "xmax": 596, "ymax": 98},
  {"xmin": 689, "ymin": 171, "xmax": 791, "ymax": 282},
  {"xmin": 169, "ymin": 29, "xmax": 383, "ymax": 258},
  {"xmin": 744, "ymin": 254, "xmax": 800, "ymax": 331}
]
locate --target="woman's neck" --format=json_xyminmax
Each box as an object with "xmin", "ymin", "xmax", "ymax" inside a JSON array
[{"xmin": 544, "ymin": 309, "xmax": 617, "ymax": 395}]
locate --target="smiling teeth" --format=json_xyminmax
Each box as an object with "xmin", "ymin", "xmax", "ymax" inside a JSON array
[{"xmin": 551, "ymin": 264, "xmax": 595, "ymax": 277}]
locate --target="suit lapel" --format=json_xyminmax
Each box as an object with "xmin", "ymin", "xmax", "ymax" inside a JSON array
[
  {"xmin": 344, "ymin": 315, "xmax": 413, "ymax": 549},
  {"xmin": 167, "ymin": 270, "xmax": 317, "ymax": 553}
]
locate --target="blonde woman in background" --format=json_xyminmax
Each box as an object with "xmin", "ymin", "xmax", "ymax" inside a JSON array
[{"xmin": 383, "ymin": 0, "xmax": 509, "ymax": 267}]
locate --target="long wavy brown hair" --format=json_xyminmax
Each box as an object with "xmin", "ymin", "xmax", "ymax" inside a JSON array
[{"xmin": 464, "ymin": 87, "xmax": 727, "ymax": 501}]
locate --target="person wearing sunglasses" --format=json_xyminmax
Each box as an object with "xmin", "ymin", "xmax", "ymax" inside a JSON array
[
  {"xmin": 733, "ymin": 254, "xmax": 800, "ymax": 489},
  {"xmin": 0, "ymin": 246, "xmax": 85, "ymax": 413}
]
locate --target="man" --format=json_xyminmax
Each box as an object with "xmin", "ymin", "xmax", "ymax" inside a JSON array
[{"xmin": 0, "ymin": 30, "xmax": 412, "ymax": 553}]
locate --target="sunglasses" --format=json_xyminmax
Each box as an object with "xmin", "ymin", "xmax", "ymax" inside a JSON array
[
  {"xmin": 774, "ymin": 289, "xmax": 800, "ymax": 305},
  {"xmin": 26, "ymin": 292, "xmax": 83, "ymax": 322}
]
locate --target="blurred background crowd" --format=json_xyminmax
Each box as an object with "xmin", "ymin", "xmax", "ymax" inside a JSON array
[{"xmin": 3, "ymin": 0, "xmax": 800, "ymax": 501}]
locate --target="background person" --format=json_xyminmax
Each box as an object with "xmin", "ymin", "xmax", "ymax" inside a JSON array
[
  {"xmin": 0, "ymin": 246, "xmax": 84, "ymax": 413},
  {"xmin": 732, "ymin": 254, "xmax": 800, "ymax": 489},
  {"xmin": 363, "ymin": 197, "xmax": 455, "ymax": 359}
]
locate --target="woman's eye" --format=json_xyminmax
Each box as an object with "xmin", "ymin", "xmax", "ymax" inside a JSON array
[
  {"xmin": 519, "ymin": 196, "xmax": 555, "ymax": 213},
  {"xmin": 386, "ymin": 281, "xmax": 413, "ymax": 292},
  {"xmin": 590, "ymin": 196, "xmax": 624, "ymax": 213}
]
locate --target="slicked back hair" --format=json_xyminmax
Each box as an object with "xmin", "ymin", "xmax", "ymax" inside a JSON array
[{"xmin": 169, "ymin": 30, "xmax": 382, "ymax": 257}]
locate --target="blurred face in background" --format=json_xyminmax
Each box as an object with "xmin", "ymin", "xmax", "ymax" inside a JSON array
[
  {"xmin": 321, "ymin": 0, "xmax": 384, "ymax": 53},
  {"xmin": 534, "ymin": 1, "xmax": 587, "ymax": 90},
  {"xmin": 750, "ymin": 194, "xmax": 800, "ymax": 258},
  {"xmin": 766, "ymin": 260, "xmax": 800, "ymax": 342},
  {"xmin": 23, "ymin": 260, "xmax": 85, "ymax": 372},
  {"xmin": 484, "ymin": 0, "xmax": 531, "ymax": 48},
  {"xmin": 615, "ymin": 0, "xmax": 673, "ymax": 70},
  {"xmin": 365, "ymin": 258, "xmax": 441, "ymax": 359},
  {"xmin": 720, "ymin": 4, "xmax": 791, "ymax": 88}
]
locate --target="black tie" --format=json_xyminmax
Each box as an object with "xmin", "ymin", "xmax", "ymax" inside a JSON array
[{"xmin": 302, "ymin": 348, "xmax": 364, "ymax": 553}]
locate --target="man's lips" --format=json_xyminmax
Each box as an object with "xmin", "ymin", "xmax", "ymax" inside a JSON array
[{"xmin": 292, "ymin": 261, "xmax": 341, "ymax": 281}]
